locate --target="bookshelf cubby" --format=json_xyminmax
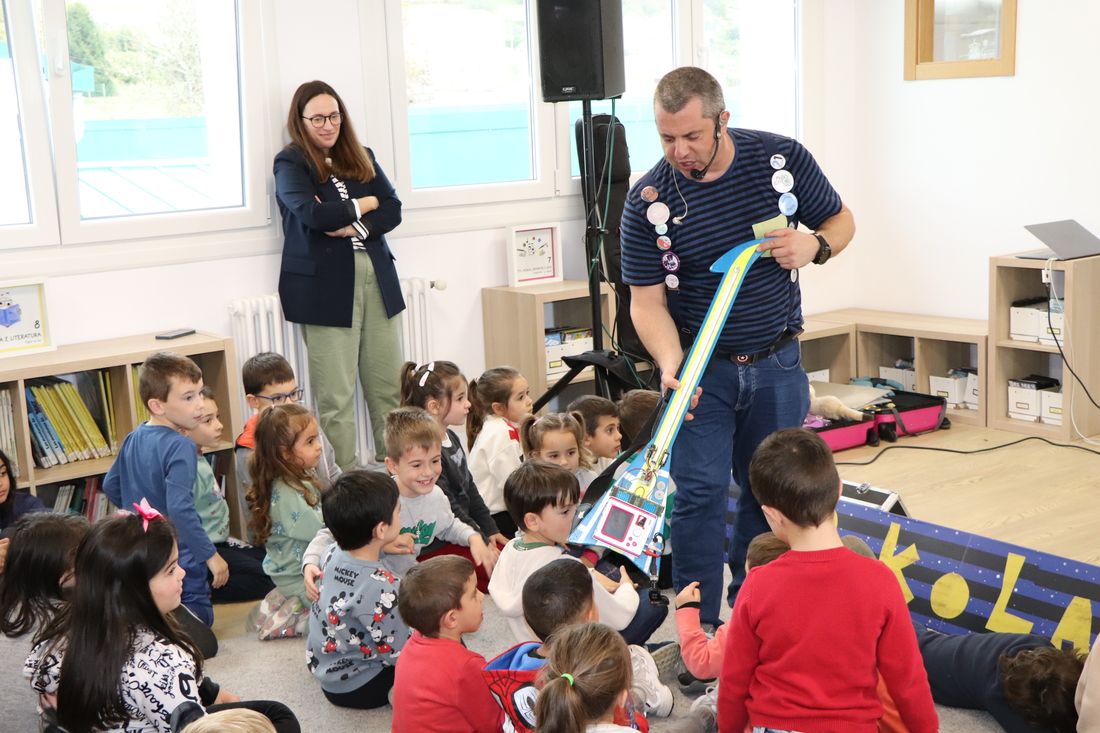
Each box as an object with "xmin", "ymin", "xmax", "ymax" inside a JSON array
[
  {"xmin": 987, "ymin": 254, "xmax": 1100, "ymax": 440},
  {"xmin": 0, "ymin": 332, "xmax": 244, "ymax": 533},
  {"xmin": 808, "ymin": 309, "xmax": 988, "ymax": 427}
]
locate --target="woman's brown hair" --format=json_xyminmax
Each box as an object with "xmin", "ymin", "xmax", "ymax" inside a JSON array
[
  {"xmin": 246, "ymin": 404, "xmax": 319, "ymax": 544},
  {"xmin": 285, "ymin": 80, "xmax": 375, "ymax": 184}
]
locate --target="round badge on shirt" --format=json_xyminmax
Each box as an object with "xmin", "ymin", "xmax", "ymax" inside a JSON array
[
  {"xmin": 646, "ymin": 201, "xmax": 670, "ymax": 226},
  {"xmin": 771, "ymin": 169, "xmax": 794, "ymax": 194},
  {"xmin": 655, "ymin": 223, "xmax": 668, "ymax": 235},
  {"xmin": 656, "ymin": 235, "xmax": 672, "ymax": 251},
  {"xmin": 661, "ymin": 252, "xmax": 681, "ymax": 273},
  {"xmin": 664, "ymin": 273, "xmax": 680, "ymax": 290},
  {"xmin": 770, "ymin": 153, "xmax": 787, "ymax": 170},
  {"xmin": 778, "ymin": 192, "xmax": 798, "ymax": 216},
  {"xmin": 641, "ymin": 186, "xmax": 659, "ymax": 203}
]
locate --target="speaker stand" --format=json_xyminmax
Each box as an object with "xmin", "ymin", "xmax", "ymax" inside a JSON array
[{"xmin": 578, "ymin": 98, "xmax": 610, "ymax": 398}]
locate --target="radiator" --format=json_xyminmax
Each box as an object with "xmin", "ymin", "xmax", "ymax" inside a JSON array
[{"xmin": 227, "ymin": 279, "xmax": 441, "ymax": 464}]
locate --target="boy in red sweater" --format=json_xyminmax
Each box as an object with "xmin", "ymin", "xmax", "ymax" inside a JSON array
[
  {"xmin": 717, "ymin": 429, "xmax": 937, "ymax": 733},
  {"xmin": 391, "ymin": 555, "xmax": 503, "ymax": 733}
]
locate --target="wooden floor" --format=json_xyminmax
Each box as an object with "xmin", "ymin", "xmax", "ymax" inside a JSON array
[{"xmin": 835, "ymin": 422, "xmax": 1100, "ymax": 564}]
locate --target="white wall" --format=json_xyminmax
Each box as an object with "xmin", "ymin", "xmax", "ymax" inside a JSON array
[{"xmin": 838, "ymin": 0, "xmax": 1100, "ymax": 319}]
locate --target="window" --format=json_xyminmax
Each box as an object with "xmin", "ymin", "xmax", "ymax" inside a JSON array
[
  {"xmin": 0, "ymin": 8, "xmax": 31, "ymax": 227},
  {"xmin": 701, "ymin": 0, "xmax": 799, "ymax": 138},
  {"xmin": 1, "ymin": 0, "xmax": 267, "ymax": 250}
]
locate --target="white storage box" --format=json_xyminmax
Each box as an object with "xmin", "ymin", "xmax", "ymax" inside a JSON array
[
  {"xmin": 1037, "ymin": 310, "xmax": 1066, "ymax": 347},
  {"xmin": 964, "ymin": 372, "xmax": 980, "ymax": 410},
  {"xmin": 805, "ymin": 368, "xmax": 830, "ymax": 383},
  {"xmin": 1041, "ymin": 389, "xmax": 1063, "ymax": 426},
  {"xmin": 545, "ymin": 336, "xmax": 594, "ymax": 376},
  {"xmin": 1010, "ymin": 303, "xmax": 1046, "ymax": 343},
  {"xmin": 929, "ymin": 375, "xmax": 968, "ymax": 407},
  {"xmin": 879, "ymin": 366, "xmax": 917, "ymax": 392}
]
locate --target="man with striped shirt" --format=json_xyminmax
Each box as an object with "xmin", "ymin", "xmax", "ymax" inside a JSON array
[{"xmin": 620, "ymin": 67, "xmax": 855, "ymax": 627}]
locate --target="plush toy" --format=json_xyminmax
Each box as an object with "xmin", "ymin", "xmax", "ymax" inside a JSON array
[{"xmin": 809, "ymin": 383, "xmax": 865, "ymax": 422}]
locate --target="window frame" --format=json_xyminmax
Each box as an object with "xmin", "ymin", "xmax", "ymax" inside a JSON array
[{"xmin": 3, "ymin": 0, "xmax": 272, "ymax": 250}]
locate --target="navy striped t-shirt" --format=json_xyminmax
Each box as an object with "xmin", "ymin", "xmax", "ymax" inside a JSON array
[{"xmin": 620, "ymin": 128, "xmax": 842, "ymax": 354}]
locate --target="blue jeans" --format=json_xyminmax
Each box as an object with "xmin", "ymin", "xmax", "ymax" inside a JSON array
[
  {"xmin": 180, "ymin": 545, "xmax": 214, "ymax": 626},
  {"xmin": 668, "ymin": 339, "xmax": 809, "ymax": 625}
]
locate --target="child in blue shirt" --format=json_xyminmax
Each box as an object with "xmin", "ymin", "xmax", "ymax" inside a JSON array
[{"xmin": 103, "ymin": 352, "xmax": 226, "ymax": 626}]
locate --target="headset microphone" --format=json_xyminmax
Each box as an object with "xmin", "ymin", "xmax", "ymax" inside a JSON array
[{"xmin": 689, "ymin": 116, "xmax": 724, "ymax": 181}]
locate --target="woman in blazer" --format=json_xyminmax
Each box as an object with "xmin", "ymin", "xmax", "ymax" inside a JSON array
[{"xmin": 274, "ymin": 80, "xmax": 405, "ymax": 468}]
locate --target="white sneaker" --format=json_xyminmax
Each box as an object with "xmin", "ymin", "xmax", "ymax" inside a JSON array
[
  {"xmin": 688, "ymin": 683, "xmax": 719, "ymax": 733},
  {"xmin": 629, "ymin": 644, "xmax": 674, "ymax": 717}
]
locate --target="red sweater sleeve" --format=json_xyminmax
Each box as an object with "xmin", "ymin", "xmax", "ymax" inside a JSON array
[
  {"xmin": 676, "ymin": 605, "xmax": 727, "ymax": 680},
  {"xmin": 457, "ymin": 652, "xmax": 505, "ymax": 733},
  {"xmin": 875, "ymin": 575, "xmax": 938, "ymax": 733},
  {"xmin": 717, "ymin": 579, "xmax": 759, "ymax": 733}
]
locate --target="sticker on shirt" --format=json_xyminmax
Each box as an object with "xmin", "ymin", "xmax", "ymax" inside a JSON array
[
  {"xmin": 655, "ymin": 223, "xmax": 668, "ymax": 235},
  {"xmin": 751, "ymin": 212, "xmax": 789, "ymax": 253},
  {"xmin": 646, "ymin": 201, "xmax": 670, "ymax": 226},
  {"xmin": 656, "ymin": 235, "xmax": 672, "ymax": 251},
  {"xmin": 661, "ymin": 252, "xmax": 681, "ymax": 273},
  {"xmin": 769, "ymin": 153, "xmax": 787, "ymax": 170},
  {"xmin": 640, "ymin": 185, "xmax": 659, "ymax": 203},
  {"xmin": 771, "ymin": 169, "xmax": 794, "ymax": 194},
  {"xmin": 664, "ymin": 273, "xmax": 680, "ymax": 290},
  {"xmin": 778, "ymin": 192, "xmax": 798, "ymax": 216}
]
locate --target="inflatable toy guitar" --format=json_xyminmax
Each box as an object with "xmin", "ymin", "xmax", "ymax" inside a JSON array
[{"xmin": 569, "ymin": 239, "xmax": 766, "ymax": 576}]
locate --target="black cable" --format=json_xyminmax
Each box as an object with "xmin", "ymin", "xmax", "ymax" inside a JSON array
[
  {"xmin": 1045, "ymin": 281, "xmax": 1099, "ymax": 410},
  {"xmin": 835, "ymin": 435, "xmax": 1100, "ymax": 467}
]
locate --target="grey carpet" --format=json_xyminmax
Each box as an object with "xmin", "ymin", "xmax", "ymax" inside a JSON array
[{"xmin": 1, "ymin": 588, "xmax": 1003, "ymax": 732}]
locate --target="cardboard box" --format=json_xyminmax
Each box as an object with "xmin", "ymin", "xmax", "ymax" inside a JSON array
[
  {"xmin": 879, "ymin": 366, "xmax": 917, "ymax": 392},
  {"xmin": 545, "ymin": 336, "xmax": 594, "ymax": 376},
  {"xmin": 929, "ymin": 375, "xmax": 968, "ymax": 407},
  {"xmin": 805, "ymin": 368, "xmax": 830, "ymax": 383},
  {"xmin": 1041, "ymin": 389, "xmax": 1063, "ymax": 426},
  {"xmin": 1007, "ymin": 377, "xmax": 1058, "ymax": 421},
  {"xmin": 1037, "ymin": 310, "xmax": 1066, "ymax": 347},
  {"xmin": 1010, "ymin": 303, "xmax": 1046, "ymax": 343},
  {"xmin": 964, "ymin": 372, "xmax": 980, "ymax": 410}
]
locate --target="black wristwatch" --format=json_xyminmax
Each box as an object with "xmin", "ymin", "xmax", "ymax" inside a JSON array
[{"xmin": 813, "ymin": 234, "xmax": 832, "ymax": 265}]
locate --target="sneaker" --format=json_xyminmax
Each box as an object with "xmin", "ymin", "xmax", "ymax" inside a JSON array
[
  {"xmin": 677, "ymin": 662, "xmax": 716, "ymax": 694},
  {"xmin": 687, "ymin": 684, "xmax": 719, "ymax": 733},
  {"xmin": 645, "ymin": 640, "xmax": 681, "ymax": 677},
  {"xmin": 629, "ymin": 645, "xmax": 674, "ymax": 718}
]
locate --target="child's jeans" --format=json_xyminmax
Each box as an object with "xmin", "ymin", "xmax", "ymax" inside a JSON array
[{"xmin": 180, "ymin": 545, "xmax": 213, "ymax": 626}]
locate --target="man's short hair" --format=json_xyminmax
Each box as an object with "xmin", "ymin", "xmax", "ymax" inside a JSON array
[
  {"xmin": 522, "ymin": 559, "xmax": 594, "ymax": 641},
  {"xmin": 566, "ymin": 395, "xmax": 618, "ymax": 437},
  {"xmin": 748, "ymin": 428, "xmax": 839, "ymax": 527},
  {"xmin": 139, "ymin": 352, "xmax": 202, "ymax": 405},
  {"xmin": 746, "ymin": 532, "xmax": 790, "ymax": 569},
  {"xmin": 322, "ymin": 470, "xmax": 399, "ymax": 551},
  {"xmin": 384, "ymin": 406, "xmax": 443, "ymax": 461},
  {"xmin": 654, "ymin": 66, "xmax": 725, "ymax": 119},
  {"xmin": 503, "ymin": 460, "xmax": 580, "ymax": 531},
  {"xmin": 1000, "ymin": 646, "xmax": 1085, "ymax": 731},
  {"xmin": 398, "ymin": 555, "xmax": 473, "ymax": 637},
  {"xmin": 241, "ymin": 352, "xmax": 295, "ymax": 396},
  {"xmin": 617, "ymin": 389, "xmax": 660, "ymax": 446}
]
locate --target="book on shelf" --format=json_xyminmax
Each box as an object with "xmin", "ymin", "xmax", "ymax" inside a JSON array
[
  {"xmin": 31, "ymin": 384, "xmax": 84, "ymax": 462},
  {"xmin": 25, "ymin": 388, "xmax": 65, "ymax": 467},
  {"xmin": 0, "ymin": 389, "xmax": 19, "ymax": 476},
  {"xmin": 132, "ymin": 366, "xmax": 150, "ymax": 423},
  {"xmin": 23, "ymin": 376, "xmax": 115, "ymax": 470}
]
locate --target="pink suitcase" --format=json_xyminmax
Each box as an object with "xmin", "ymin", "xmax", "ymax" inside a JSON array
[{"xmin": 814, "ymin": 390, "xmax": 949, "ymax": 451}]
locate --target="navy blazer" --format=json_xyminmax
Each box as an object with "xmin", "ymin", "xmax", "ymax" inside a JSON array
[{"xmin": 274, "ymin": 145, "xmax": 406, "ymax": 327}]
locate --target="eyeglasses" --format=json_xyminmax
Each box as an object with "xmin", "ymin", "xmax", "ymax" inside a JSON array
[
  {"xmin": 255, "ymin": 388, "xmax": 304, "ymax": 405},
  {"xmin": 302, "ymin": 112, "xmax": 342, "ymax": 128}
]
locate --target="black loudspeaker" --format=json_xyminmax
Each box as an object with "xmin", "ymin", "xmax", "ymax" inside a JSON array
[{"xmin": 536, "ymin": 0, "xmax": 625, "ymax": 102}]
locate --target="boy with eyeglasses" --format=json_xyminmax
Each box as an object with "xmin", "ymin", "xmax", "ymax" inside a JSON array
[{"xmin": 234, "ymin": 352, "xmax": 341, "ymax": 523}]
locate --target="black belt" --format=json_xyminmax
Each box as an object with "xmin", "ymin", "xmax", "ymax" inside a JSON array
[{"xmin": 680, "ymin": 328, "xmax": 803, "ymax": 365}]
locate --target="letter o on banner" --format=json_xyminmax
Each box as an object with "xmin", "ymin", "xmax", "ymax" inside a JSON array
[{"xmin": 930, "ymin": 572, "xmax": 970, "ymax": 620}]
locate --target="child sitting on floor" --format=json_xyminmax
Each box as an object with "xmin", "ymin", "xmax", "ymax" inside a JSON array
[
  {"xmin": 306, "ymin": 470, "xmax": 411, "ymax": 709},
  {"xmin": 567, "ymin": 394, "xmax": 622, "ymax": 472},
  {"xmin": 391, "ymin": 555, "xmax": 503, "ymax": 732},
  {"xmin": 520, "ymin": 412, "xmax": 598, "ymax": 495}
]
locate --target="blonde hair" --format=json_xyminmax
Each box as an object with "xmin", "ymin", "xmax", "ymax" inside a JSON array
[
  {"xmin": 535, "ymin": 622, "xmax": 631, "ymax": 733},
  {"xmin": 182, "ymin": 709, "xmax": 276, "ymax": 733},
  {"xmin": 384, "ymin": 406, "xmax": 443, "ymax": 461},
  {"xmin": 467, "ymin": 366, "xmax": 522, "ymax": 445},
  {"xmin": 520, "ymin": 412, "xmax": 591, "ymax": 469},
  {"xmin": 246, "ymin": 403, "xmax": 319, "ymax": 544}
]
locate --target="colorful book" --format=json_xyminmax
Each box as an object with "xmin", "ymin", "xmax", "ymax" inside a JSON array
[
  {"xmin": 57, "ymin": 381, "xmax": 110, "ymax": 457},
  {"xmin": 32, "ymin": 385, "xmax": 84, "ymax": 461},
  {"xmin": 25, "ymin": 389, "xmax": 62, "ymax": 466}
]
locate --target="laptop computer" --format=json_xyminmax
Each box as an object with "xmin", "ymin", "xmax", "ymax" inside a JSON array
[{"xmin": 1017, "ymin": 219, "xmax": 1100, "ymax": 260}]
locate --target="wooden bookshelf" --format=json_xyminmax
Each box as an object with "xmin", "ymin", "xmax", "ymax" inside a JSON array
[
  {"xmin": 0, "ymin": 331, "xmax": 245, "ymax": 534},
  {"xmin": 808, "ymin": 309, "xmax": 988, "ymax": 427},
  {"xmin": 987, "ymin": 253, "xmax": 1100, "ymax": 440}
]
